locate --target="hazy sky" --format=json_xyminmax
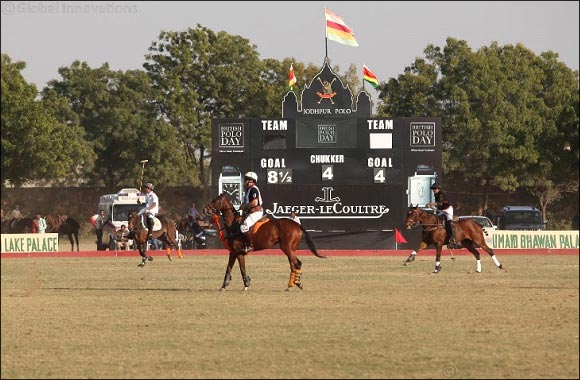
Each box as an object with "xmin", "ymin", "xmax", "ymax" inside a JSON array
[{"xmin": 1, "ymin": 1, "xmax": 578, "ymax": 94}]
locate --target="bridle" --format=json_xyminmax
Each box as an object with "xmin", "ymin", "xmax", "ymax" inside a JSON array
[
  {"xmin": 204, "ymin": 195, "xmax": 239, "ymax": 227},
  {"xmin": 404, "ymin": 208, "xmax": 440, "ymax": 231}
]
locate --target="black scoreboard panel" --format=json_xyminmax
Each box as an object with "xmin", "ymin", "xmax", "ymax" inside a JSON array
[{"xmin": 211, "ymin": 117, "xmax": 441, "ymax": 233}]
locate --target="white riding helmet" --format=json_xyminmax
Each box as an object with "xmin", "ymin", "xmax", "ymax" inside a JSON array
[{"xmin": 244, "ymin": 171, "xmax": 258, "ymax": 183}]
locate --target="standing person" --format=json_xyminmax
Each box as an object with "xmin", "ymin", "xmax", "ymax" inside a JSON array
[
  {"xmin": 95, "ymin": 209, "xmax": 106, "ymax": 247},
  {"xmin": 187, "ymin": 202, "xmax": 200, "ymax": 220},
  {"xmin": 138, "ymin": 183, "xmax": 159, "ymax": 240},
  {"xmin": 32, "ymin": 216, "xmax": 40, "ymax": 233},
  {"xmin": 239, "ymin": 172, "xmax": 263, "ymax": 253},
  {"xmin": 186, "ymin": 202, "xmax": 203, "ymax": 237},
  {"xmin": 9, "ymin": 205, "xmax": 23, "ymax": 230},
  {"xmin": 426, "ymin": 183, "xmax": 457, "ymax": 247},
  {"xmin": 36, "ymin": 213, "xmax": 47, "ymax": 233}
]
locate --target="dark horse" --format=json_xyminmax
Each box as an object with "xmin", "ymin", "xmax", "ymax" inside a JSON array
[
  {"xmin": 45, "ymin": 214, "xmax": 80, "ymax": 251},
  {"xmin": 128, "ymin": 210, "xmax": 182, "ymax": 267},
  {"xmin": 403, "ymin": 207, "xmax": 505, "ymax": 273},
  {"xmin": 6, "ymin": 217, "xmax": 35, "ymax": 233},
  {"xmin": 203, "ymin": 194, "xmax": 327, "ymax": 291},
  {"xmin": 177, "ymin": 216, "xmax": 203, "ymax": 249}
]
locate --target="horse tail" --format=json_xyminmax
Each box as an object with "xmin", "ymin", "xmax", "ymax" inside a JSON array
[{"xmin": 299, "ymin": 224, "xmax": 327, "ymax": 259}]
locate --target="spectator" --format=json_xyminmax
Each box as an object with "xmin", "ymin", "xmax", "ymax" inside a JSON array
[
  {"xmin": 36, "ymin": 213, "xmax": 47, "ymax": 233},
  {"xmin": 115, "ymin": 224, "xmax": 131, "ymax": 251},
  {"xmin": 95, "ymin": 209, "xmax": 106, "ymax": 246},
  {"xmin": 32, "ymin": 216, "xmax": 40, "ymax": 233},
  {"xmin": 9, "ymin": 205, "xmax": 23, "ymax": 230},
  {"xmin": 187, "ymin": 202, "xmax": 201, "ymax": 221}
]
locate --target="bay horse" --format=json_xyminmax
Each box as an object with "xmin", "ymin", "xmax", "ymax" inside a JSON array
[
  {"xmin": 127, "ymin": 210, "xmax": 182, "ymax": 267},
  {"xmin": 203, "ymin": 194, "xmax": 327, "ymax": 291},
  {"xmin": 403, "ymin": 206, "xmax": 505, "ymax": 273},
  {"xmin": 45, "ymin": 214, "xmax": 80, "ymax": 251}
]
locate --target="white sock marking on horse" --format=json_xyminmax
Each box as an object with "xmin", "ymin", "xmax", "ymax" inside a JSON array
[
  {"xmin": 411, "ymin": 250, "xmax": 416, "ymax": 256},
  {"xmin": 492, "ymin": 255, "xmax": 501, "ymax": 267},
  {"xmin": 435, "ymin": 261, "xmax": 440, "ymax": 267},
  {"xmin": 476, "ymin": 260, "xmax": 482, "ymax": 272}
]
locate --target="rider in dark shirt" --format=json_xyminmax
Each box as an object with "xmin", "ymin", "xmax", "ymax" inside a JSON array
[{"xmin": 427, "ymin": 183, "xmax": 457, "ymax": 247}]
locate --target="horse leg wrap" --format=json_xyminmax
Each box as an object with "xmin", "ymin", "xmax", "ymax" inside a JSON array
[
  {"xmin": 243, "ymin": 275, "xmax": 251, "ymax": 288},
  {"xmin": 288, "ymin": 271, "xmax": 296, "ymax": 288},
  {"xmin": 293, "ymin": 269, "xmax": 302, "ymax": 289},
  {"xmin": 222, "ymin": 273, "xmax": 232, "ymax": 288}
]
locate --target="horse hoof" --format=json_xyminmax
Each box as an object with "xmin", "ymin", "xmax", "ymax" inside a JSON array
[
  {"xmin": 243, "ymin": 287, "xmax": 249, "ymax": 291},
  {"xmin": 296, "ymin": 283, "xmax": 303, "ymax": 290},
  {"xmin": 166, "ymin": 254, "xmax": 172, "ymax": 262},
  {"xmin": 147, "ymin": 256, "xmax": 153, "ymax": 261},
  {"xmin": 220, "ymin": 286, "xmax": 228, "ymax": 291},
  {"xmin": 138, "ymin": 262, "xmax": 145, "ymax": 267}
]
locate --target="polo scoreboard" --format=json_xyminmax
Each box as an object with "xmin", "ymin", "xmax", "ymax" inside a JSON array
[{"xmin": 211, "ymin": 61, "xmax": 441, "ymax": 248}]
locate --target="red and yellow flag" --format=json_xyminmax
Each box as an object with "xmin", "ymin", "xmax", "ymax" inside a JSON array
[
  {"xmin": 288, "ymin": 64, "xmax": 297, "ymax": 90},
  {"xmin": 363, "ymin": 65, "xmax": 379, "ymax": 89},
  {"xmin": 325, "ymin": 8, "xmax": 359, "ymax": 47}
]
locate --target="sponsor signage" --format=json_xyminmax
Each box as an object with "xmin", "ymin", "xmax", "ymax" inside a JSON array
[{"xmin": 1, "ymin": 233, "xmax": 59, "ymax": 253}]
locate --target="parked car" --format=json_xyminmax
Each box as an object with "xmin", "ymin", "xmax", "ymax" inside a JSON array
[
  {"xmin": 457, "ymin": 215, "xmax": 497, "ymax": 230},
  {"xmin": 496, "ymin": 205, "xmax": 546, "ymax": 230}
]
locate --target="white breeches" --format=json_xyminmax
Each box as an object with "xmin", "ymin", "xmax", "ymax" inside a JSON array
[
  {"xmin": 438, "ymin": 206, "xmax": 454, "ymax": 221},
  {"xmin": 240, "ymin": 211, "xmax": 264, "ymax": 233}
]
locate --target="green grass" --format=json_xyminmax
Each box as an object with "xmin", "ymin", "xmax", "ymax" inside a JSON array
[{"xmin": 1, "ymin": 255, "xmax": 578, "ymax": 379}]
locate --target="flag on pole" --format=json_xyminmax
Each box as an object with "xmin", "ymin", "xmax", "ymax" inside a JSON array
[
  {"xmin": 394, "ymin": 228, "xmax": 407, "ymax": 244},
  {"xmin": 363, "ymin": 65, "xmax": 379, "ymax": 89},
  {"xmin": 288, "ymin": 64, "xmax": 297, "ymax": 90},
  {"xmin": 325, "ymin": 8, "xmax": 359, "ymax": 47}
]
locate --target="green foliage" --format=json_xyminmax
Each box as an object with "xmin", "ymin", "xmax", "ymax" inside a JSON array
[
  {"xmin": 144, "ymin": 25, "xmax": 267, "ymax": 185},
  {"xmin": 43, "ymin": 62, "xmax": 187, "ymax": 190},
  {"xmin": 377, "ymin": 38, "xmax": 579, "ymax": 216},
  {"xmin": 1, "ymin": 54, "xmax": 94, "ymax": 187}
]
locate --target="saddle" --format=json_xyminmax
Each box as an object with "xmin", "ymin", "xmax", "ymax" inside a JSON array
[
  {"xmin": 249, "ymin": 216, "xmax": 269, "ymax": 235},
  {"xmin": 142, "ymin": 215, "xmax": 162, "ymax": 231}
]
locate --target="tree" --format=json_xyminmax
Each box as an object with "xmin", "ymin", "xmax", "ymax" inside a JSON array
[
  {"xmin": 1, "ymin": 54, "xmax": 94, "ymax": 187},
  {"xmin": 44, "ymin": 61, "xmax": 186, "ymax": 189},
  {"xmin": 377, "ymin": 38, "xmax": 579, "ymax": 216},
  {"xmin": 144, "ymin": 25, "xmax": 267, "ymax": 185}
]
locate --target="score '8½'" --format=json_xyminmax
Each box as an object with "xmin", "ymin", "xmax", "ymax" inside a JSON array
[{"xmin": 267, "ymin": 169, "xmax": 293, "ymax": 184}]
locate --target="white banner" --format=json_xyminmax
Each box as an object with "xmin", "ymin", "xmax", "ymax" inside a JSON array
[
  {"xmin": 485, "ymin": 230, "xmax": 579, "ymax": 249},
  {"xmin": 1, "ymin": 233, "xmax": 59, "ymax": 253}
]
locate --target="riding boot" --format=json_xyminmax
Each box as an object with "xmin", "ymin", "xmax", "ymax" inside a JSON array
[
  {"xmin": 146, "ymin": 217, "xmax": 153, "ymax": 240},
  {"xmin": 446, "ymin": 220, "xmax": 457, "ymax": 247}
]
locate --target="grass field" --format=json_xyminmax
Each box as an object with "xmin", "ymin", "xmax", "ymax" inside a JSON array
[{"xmin": 1, "ymin": 254, "xmax": 578, "ymax": 379}]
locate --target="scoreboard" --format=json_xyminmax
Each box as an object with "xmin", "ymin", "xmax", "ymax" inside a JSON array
[{"xmin": 210, "ymin": 61, "xmax": 442, "ymax": 247}]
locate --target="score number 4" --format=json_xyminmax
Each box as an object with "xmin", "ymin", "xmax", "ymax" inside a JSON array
[{"xmin": 267, "ymin": 169, "xmax": 292, "ymax": 184}]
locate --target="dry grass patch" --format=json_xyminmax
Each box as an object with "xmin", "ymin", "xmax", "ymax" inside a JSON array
[{"xmin": 1, "ymin": 255, "xmax": 578, "ymax": 379}]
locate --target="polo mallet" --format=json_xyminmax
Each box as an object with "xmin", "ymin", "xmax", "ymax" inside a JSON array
[{"xmin": 139, "ymin": 159, "xmax": 149, "ymax": 193}]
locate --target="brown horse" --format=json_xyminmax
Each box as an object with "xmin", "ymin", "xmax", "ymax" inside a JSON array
[
  {"xmin": 203, "ymin": 194, "xmax": 327, "ymax": 291},
  {"xmin": 403, "ymin": 207, "xmax": 505, "ymax": 273},
  {"xmin": 45, "ymin": 214, "xmax": 80, "ymax": 251},
  {"xmin": 128, "ymin": 210, "xmax": 182, "ymax": 267}
]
